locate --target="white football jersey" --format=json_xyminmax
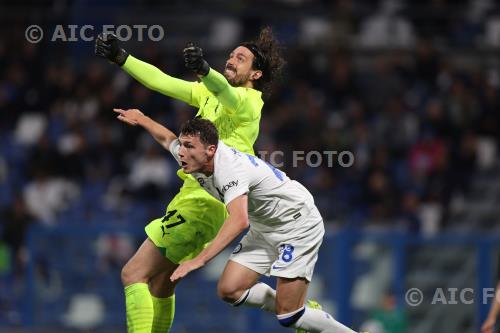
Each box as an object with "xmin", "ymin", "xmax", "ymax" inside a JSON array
[{"xmin": 169, "ymin": 140, "xmax": 316, "ymax": 233}]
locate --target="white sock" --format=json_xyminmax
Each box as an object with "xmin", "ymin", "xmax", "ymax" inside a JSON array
[
  {"xmin": 232, "ymin": 282, "xmax": 276, "ymax": 312},
  {"xmin": 292, "ymin": 306, "xmax": 356, "ymax": 333},
  {"xmin": 233, "ymin": 283, "xmax": 355, "ymax": 333}
]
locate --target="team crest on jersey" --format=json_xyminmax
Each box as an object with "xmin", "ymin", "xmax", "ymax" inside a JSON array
[{"xmin": 232, "ymin": 243, "xmax": 242, "ymax": 254}]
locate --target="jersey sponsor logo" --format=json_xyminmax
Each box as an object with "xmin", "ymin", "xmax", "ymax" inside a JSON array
[
  {"xmin": 232, "ymin": 243, "xmax": 242, "ymax": 254},
  {"xmin": 219, "ymin": 180, "xmax": 239, "ymax": 194}
]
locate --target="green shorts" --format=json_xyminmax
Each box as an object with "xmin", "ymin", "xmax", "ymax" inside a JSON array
[{"xmin": 145, "ymin": 170, "xmax": 227, "ymax": 264}]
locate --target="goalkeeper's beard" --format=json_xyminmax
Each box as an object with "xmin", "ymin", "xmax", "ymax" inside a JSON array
[{"xmin": 225, "ymin": 71, "xmax": 252, "ymax": 87}]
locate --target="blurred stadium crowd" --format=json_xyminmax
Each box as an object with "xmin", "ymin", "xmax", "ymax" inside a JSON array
[{"xmin": 1, "ymin": 0, "xmax": 500, "ymax": 327}]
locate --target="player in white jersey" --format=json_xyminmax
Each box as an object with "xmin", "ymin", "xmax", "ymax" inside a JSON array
[{"xmin": 114, "ymin": 108, "xmax": 359, "ymax": 333}]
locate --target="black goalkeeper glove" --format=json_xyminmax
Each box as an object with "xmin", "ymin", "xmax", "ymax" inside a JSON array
[
  {"xmin": 183, "ymin": 43, "xmax": 210, "ymax": 76},
  {"xmin": 95, "ymin": 33, "xmax": 129, "ymax": 66}
]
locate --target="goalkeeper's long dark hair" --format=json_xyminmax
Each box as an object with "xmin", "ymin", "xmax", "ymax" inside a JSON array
[{"xmin": 241, "ymin": 27, "xmax": 285, "ymax": 97}]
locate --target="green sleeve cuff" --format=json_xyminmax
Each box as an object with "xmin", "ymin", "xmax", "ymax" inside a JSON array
[{"xmin": 201, "ymin": 69, "xmax": 241, "ymax": 111}]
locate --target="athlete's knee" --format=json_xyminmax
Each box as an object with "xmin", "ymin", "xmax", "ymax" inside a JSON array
[
  {"xmin": 216, "ymin": 280, "xmax": 246, "ymax": 304},
  {"xmin": 276, "ymin": 306, "xmax": 305, "ymax": 327},
  {"xmin": 120, "ymin": 263, "xmax": 134, "ymax": 286},
  {"xmin": 121, "ymin": 262, "xmax": 147, "ymax": 286}
]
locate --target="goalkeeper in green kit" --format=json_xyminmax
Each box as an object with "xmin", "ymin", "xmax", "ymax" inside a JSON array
[{"xmin": 95, "ymin": 28, "xmax": 284, "ymax": 332}]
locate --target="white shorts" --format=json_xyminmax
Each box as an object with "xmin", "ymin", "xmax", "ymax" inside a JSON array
[{"xmin": 229, "ymin": 204, "xmax": 325, "ymax": 282}]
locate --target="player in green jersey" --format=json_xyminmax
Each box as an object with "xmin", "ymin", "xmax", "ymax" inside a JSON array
[{"xmin": 95, "ymin": 28, "xmax": 284, "ymax": 332}]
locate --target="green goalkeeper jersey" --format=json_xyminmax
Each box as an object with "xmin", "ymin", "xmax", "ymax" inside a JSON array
[
  {"xmin": 122, "ymin": 55, "xmax": 263, "ymax": 155},
  {"xmin": 123, "ymin": 55, "xmax": 264, "ymax": 263}
]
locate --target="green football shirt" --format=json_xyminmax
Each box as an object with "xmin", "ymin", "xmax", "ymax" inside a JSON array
[{"xmin": 122, "ymin": 55, "xmax": 263, "ymax": 155}]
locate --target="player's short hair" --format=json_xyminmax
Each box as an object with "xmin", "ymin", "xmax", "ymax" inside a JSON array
[
  {"xmin": 240, "ymin": 26, "xmax": 285, "ymax": 96},
  {"xmin": 180, "ymin": 118, "xmax": 219, "ymax": 146}
]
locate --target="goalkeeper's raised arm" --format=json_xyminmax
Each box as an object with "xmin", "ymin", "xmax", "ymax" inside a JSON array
[
  {"xmin": 95, "ymin": 30, "xmax": 284, "ymax": 116},
  {"xmin": 95, "ymin": 33, "xmax": 196, "ymax": 105}
]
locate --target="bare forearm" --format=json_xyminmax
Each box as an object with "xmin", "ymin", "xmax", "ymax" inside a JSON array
[
  {"xmin": 196, "ymin": 216, "xmax": 248, "ymax": 265},
  {"xmin": 139, "ymin": 116, "xmax": 177, "ymax": 150},
  {"xmin": 488, "ymin": 282, "xmax": 500, "ymax": 318},
  {"xmin": 169, "ymin": 195, "xmax": 249, "ymax": 282},
  {"xmin": 489, "ymin": 302, "xmax": 500, "ymax": 319}
]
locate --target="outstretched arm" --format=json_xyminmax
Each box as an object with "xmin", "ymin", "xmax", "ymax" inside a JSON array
[
  {"xmin": 113, "ymin": 108, "xmax": 177, "ymax": 151},
  {"xmin": 96, "ymin": 33, "xmax": 196, "ymax": 106},
  {"xmin": 122, "ymin": 56, "xmax": 195, "ymax": 105},
  {"xmin": 169, "ymin": 195, "xmax": 249, "ymax": 281}
]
